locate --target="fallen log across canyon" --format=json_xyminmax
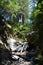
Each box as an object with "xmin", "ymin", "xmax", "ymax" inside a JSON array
[{"xmin": 11, "ymin": 51, "xmax": 36, "ymax": 57}]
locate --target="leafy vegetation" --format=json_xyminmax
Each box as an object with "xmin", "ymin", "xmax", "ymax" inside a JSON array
[
  {"xmin": 30, "ymin": 0, "xmax": 43, "ymax": 65},
  {"xmin": 12, "ymin": 22, "xmax": 31, "ymax": 41},
  {"xmin": 0, "ymin": 0, "xmax": 30, "ymax": 42},
  {"xmin": 18, "ymin": 0, "xmax": 29, "ymax": 23},
  {"xmin": 0, "ymin": 0, "xmax": 43, "ymax": 65},
  {"xmin": 0, "ymin": 0, "xmax": 20, "ymax": 15}
]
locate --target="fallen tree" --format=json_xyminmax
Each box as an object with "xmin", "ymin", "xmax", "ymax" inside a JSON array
[{"xmin": 12, "ymin": 51, "xmax": 36, "ymax": 57}]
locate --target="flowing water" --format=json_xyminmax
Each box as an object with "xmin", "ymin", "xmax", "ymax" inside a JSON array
[{"xmin": 0, "ymin": 38, "xmax": 35, "ymax": 65}]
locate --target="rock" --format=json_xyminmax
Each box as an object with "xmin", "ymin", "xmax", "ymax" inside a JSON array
[
  {"xmin": 11, "ymin": 60, "xmax": 33, "ymax": 65},
  {"xmin": 23, "ymin": 42, "xmax": 29, "ymax": 51},
  {"xmin": 12, "ymin": 55, "xmax": 19, "ymax": 60},
  {"xmin": 0, "ymin": 40, "xmax": 3, "ymax": 45},
  {"xmin": 7, "ymin": 38, "xmax": 17, "ymax": 51},
  {"xmin": 7, "ymin": 38, "xmax": 20, "ymax": 60},
  {"xmin": 21, "ymin": 61, "xmax": 33, "ymax": 65},
  {"xmin": 15, "ymin": 44, "xmax": 23, "ymax": 52},
  {"xmin": 6, "ymin": 37, "xmax": 35, "ymax": 63},
  {"xmin": 7, "ymin": 38, "xmax": 24, "ymax": 59}
]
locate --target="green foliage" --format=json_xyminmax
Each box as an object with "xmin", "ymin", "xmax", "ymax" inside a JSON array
[
  {"xmin": 12, "ymin": 22, "xmax": 31, "ymax": 41},
  {"xmin": 18, "ymin": 0, "xmax": 29, "ymax": 23},
  {"xmin": 8, "ymin": 0, "xmax": 20, "ymax": 13},
  {"xmin": 30, "ymin": 0, "xmax": 43, "ymax": 19},
  {"xmin": 0, "ymin": 0, "xmax": 20, "ymax": 17},
  {"xmin": 0, "ymin": 0, "xmax": 30, "ymax": 42},
  {"xmin": 30, "ymin": 0, "xmax": 43, "ymax": 41},
  {"xmin": 30, "ymin": 1, "xmax": 43, "ymax": 63}
]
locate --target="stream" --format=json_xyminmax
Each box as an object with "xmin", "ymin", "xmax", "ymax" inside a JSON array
[{"xmin": 0, "ymin": 38, "xmax": 36, "ymax": 65}]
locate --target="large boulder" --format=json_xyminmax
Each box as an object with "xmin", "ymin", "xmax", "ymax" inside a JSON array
[{"xmin": 7, "ymin": 38, "xmax": 17, "ymax": 51}]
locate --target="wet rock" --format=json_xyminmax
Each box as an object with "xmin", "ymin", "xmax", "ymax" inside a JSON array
[
  {"xmin": 11, "ymin": 60, "xmax": 33, "ymax": 65},
  {"xmin": 6, "ymin": 38, "xmax": 35, "ymax": 65},
  {"xmin": 16, "ymin": 44, "xmax": 23, "ymax": 52},
  {"xmin": 7, "ymin": 38, "xmax": 17, "ymax": 51},
  {"xmin": 20, "ymin": 61, "xmax": 33, "ymax": 65},
  {"xmin": 7, "ymin": 38, "xmax": 20, "ymax": 60},
  {"xmin": 12, "ymin": 55, "xmax": 19, "ymax": 60},
  {"xmin": 23, "ymin": 42, "xmax": 29, "ymax": 51},
  {"xmin": 0, "ymin": 40, "xmax": 3, "ymax": 45}
]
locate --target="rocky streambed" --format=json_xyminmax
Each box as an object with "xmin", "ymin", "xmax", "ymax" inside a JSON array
[{"xmin": 0, "ymin": 38, "xmax": 36, "ymax": 65}]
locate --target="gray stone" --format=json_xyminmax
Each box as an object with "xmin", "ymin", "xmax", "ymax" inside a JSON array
[{"xmin": 7, "ymin": 38, "xmax": 17, "ymax": 51}]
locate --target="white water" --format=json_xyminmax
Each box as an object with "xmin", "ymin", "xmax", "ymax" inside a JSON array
[{"xmin": 7, "ymin": 38, "xmax": 17, "ymax": 51}]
